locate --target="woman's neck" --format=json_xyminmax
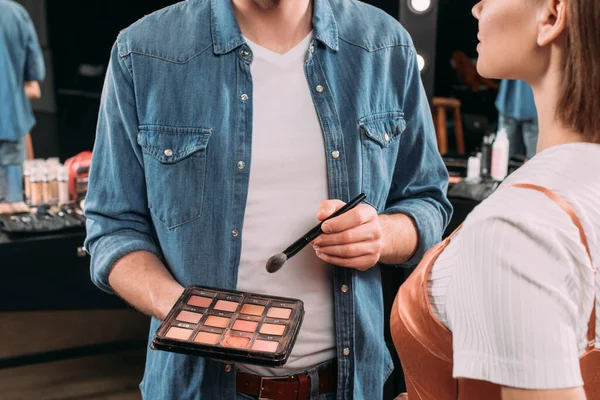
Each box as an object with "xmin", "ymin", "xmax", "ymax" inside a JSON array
[{"xmin": 530, "ymin": 67, "xmax": 587, "ymax": 153}]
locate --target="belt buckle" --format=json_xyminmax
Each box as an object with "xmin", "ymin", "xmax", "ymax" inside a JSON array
[{"xmin": 258, "ymin": 375, "xmax": 295, "ymax": 400}]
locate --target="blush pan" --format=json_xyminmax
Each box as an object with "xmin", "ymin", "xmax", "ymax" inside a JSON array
[
  {"xmin": 214, "ymin": 300, "xmax": 239, "ymax": 313},
  {"xmin": 267, "ymin": 307, "xmax": 292, "ymax": 319},
  {"xmin": 233, "ymin": 320, "xmax": 259, "ymax": 333},
  {"xmin": 187, "ymin": 296, "xmax": 213, "ymax": 308},
  {"xmin": 176, "ymin": 311, "xmax": 202, "ymax": 324},
  {"xmin": 223, "ymin": 333, "xmax": 251, "ymax": 349},
  {"xmin": 260, "ymin": 324, "xmax": 286, "ymax": 336},
  {"xmin": 165, "ymin": 327, "xmax": 193, "ymax": 341},
  {"xmin": 152, "ymin": 285, "xmax": 305, "ymax": 367},
  {"xmin": 253, "ymin": 340, "xmax": 279, "ymax": 353},
  {"xmin": 194, "ymin": 332, "xmax": 222, "ymax": 345},
  {"xmin": 240, "ymin": 304, "xmax": 265, "ymax": 316},
  {"xmin": 205, "ymin": 316, "xmax": 230, "ymax": 328}
]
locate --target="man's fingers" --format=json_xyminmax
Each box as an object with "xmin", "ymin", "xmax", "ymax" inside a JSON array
[
  {"xmin": 320, "ymin": 204, "xmax": 376, "ymax": 233},
  {"xmin": 317, "ymin": 199, "xmax": 346, "ymax": 221},
  {"xmin": 313, "ymin": 221, "xmax": 382, "ymax": 247},
  {"xmin": 313, "ymin": 240, "xmax": 382, "ymax": 258},
  {"xmin": 314, "ymin": 251, "xmax": 379, "ymax": 271}
]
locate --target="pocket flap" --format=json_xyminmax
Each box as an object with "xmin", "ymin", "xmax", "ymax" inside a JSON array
[
  {"xmin": 137, "ymin": 127, "xmax": 212, "ymax": 164},
  {"xmin": 359, "ymin": 112, "xmax": 406, "ymax": 148}
]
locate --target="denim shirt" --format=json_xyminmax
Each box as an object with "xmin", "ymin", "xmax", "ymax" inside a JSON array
[
  {"xmin": 84, "ymin": 1, "xmax": 452, "ymax": 399},
  {"xmin": 0, "ymin": 0, "xmax": 45, "ymax": 141},
  {"xmin": 495, "ymin": 79, "xmax": 538, "ymax": 121}
]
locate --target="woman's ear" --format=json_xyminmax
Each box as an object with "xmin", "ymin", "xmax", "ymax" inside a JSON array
[{"xmin": 537, "ymin": 0, "xmax": 568, "ymax": 46}]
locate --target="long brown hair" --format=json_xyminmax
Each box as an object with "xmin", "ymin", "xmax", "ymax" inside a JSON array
[{"xmin": 556, "ymin": 0, "xmax": 600, "ymax": 142}]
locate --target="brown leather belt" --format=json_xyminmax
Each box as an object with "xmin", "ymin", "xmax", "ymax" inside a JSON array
[{"xmin": 236, "ymin": 362, "xmax": 336, "ymax": 400}]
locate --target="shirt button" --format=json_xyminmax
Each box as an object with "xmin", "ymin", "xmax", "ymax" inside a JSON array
[
  {"xmin": 237, "ymin": 161, "xmax": 245, "ymax": 170},
  {"xmin": 224, "ymin": 364, "xmax": 232, "ymax": 373},
  {"xmin": 164, "ymin": 149, "xmax": 173, "ymax": 157},
  {"xmin": 241, "ymin": 94, "xmax": 249, "ymax": 101},
  {"xmin": 384, "ymin": 133, "xmax": 390, "ymax": 142},
  {"xmin": 240, "ymin": 49, "xmax": 249, "ymax": 57},
  {"xmin": 316, "ymin": 85, "xmax": 324, "ymax": 93},
  {"xmin": 343, "ymin": 348, "xmax": 350, "ymax": 356},
  {"xmin": 341, "ymin": 285, "xmax": 349, "ymax": 293},
  {"xmin": 331, "ymin": 150, "xmax": 340, "ymax": 159},
  {"xmin": 232, "ymin": 229, "xmax": 240, "ymax": 238}
]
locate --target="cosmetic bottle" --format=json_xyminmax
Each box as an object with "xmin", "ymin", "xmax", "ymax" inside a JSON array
[
  {"xmin": 467, "ymin": 154, "xmax": 481, "ymax": 181},
  {"xmin": 480, "ymin": 134, "xmax": 494, "ymax": 178},
  {"xmin": 58, "ymin": 166, "xmax": 70, "ymax": 206},
  {"xmin": 41, "ymin": 168, "xmax": 51, "ymax": 205},
  {"xmin": 23, "ymin": 161, "xmax": 32, "ymax": 205},
  {"xmin": 49, "ymin": 166, "xmax": 59, "ymax": 205},
  {"xmin": 491, "ymin": 128, "xmax": 510, "ymax": 181},
  {"xmin": 30, "ymin": 169, "xmax": 43, "ymax": 206}
]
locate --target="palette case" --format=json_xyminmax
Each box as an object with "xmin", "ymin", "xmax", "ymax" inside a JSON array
[{"xmin": 151, "ymin": 285, "xmax": 305, "ymax": 367}]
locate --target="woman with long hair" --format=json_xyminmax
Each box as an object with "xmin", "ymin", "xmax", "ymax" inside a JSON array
[{"xmin": 392, "ymin": 0, "xmax": 600, "ymax": 399}]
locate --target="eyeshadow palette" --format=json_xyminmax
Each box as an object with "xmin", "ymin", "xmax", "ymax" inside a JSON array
[{"xmin": 151, "ymin": 285, "xmax": 305, "ymax": 367}]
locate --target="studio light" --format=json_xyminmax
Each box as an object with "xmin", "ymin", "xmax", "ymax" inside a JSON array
[
  {"xmin": 409, "ymin": 0, "xmax": 432, "ymax": 13},
  {"xmin": 417, "ymin": 53, "xmax": 426, "ymax": 72},
  {"xmin": 399, "ymin": 0, "xmax": 439, "ymax": 102}
]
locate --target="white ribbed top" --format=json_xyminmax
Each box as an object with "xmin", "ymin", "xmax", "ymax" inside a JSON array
[{"xmin": 429, "ymin": 143, "xmax": 600, "ymax": 389}]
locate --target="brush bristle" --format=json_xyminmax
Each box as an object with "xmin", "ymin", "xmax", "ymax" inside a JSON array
[{"xmin": 265, "ymin": 253, "xmax": 287, "ymax": 273}]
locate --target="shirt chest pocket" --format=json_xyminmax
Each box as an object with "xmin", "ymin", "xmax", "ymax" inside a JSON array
[
  {"xmin": 358, "ymin": 112, "xmax": 406, "ymax": 209},
  {"xmin": 137, "ymin": 126, "xmax": 212, "ymax": 229}
]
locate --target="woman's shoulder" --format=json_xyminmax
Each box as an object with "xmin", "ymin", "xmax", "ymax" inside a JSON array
[
  {"xmin": 456, "ymin": 145, "xmax": 600, "ymax": 283},
  {"xmin": 466, "ymin": 143, "xmax": 600, "ymax": 237}
]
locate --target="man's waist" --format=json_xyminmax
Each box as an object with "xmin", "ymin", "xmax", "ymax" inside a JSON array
[
  {"xmin": 236, "ymin": 359, "xmax": 337, "ymax": 400},
  {"xmin": 235, "ymin": 346, "xmax": 336, "ymax": 377}
]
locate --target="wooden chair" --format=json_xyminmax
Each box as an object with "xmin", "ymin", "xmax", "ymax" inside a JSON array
[{"xmin": 432, "ymin": 97, "xmax": 466, "ymax": 155}]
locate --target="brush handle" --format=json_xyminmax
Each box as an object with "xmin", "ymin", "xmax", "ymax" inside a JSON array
[{"xmin": 283, "ymin": 193, "xmax": 367, "ymax": 259}]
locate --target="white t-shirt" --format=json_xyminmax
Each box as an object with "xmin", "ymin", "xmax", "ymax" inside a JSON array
[
  {"xmin": 429, "ymin": 143, "xmax": 600, "ymax": 389},
  {"xmin": 235, "ymin": 33, "xmax": 336, "ymax": 376}
]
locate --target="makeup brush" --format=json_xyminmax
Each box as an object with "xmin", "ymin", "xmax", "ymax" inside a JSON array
[{"xmin": 265, "ymin": 193, "xmax": 367, "ymax": 274}]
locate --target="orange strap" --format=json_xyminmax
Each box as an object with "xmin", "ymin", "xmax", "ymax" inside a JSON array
[{"xmin": 512, "ymin": 183, "xmax": 596, "ymax": 349}]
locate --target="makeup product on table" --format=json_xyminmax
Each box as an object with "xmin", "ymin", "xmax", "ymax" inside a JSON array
[
  {"xmin": 30, "ymin": 168, "xmax": 42, "ymax": 206},
  {"xmin": 265, "ymin": 193, "xmax": 367, "ymax": 273},
  {"xmin": 491, "ymin": 128, "xmax": 510, "ymax": 181},
  {"xmin": 480, "ymin": 133, "xmax": 494, "ymax": 178},
  {"xmin": 58, "ymin": 166, "xmax": 70, "ymax": 206},
  {"xmin": 466, "ymin": 154, "xmax": 481, "ymax": 181},
  {"xmin": 23, "ymin": 161, "xmax": 32, "ymax": 204},
  {"xmin": 152, "ymin": 286, "xmax": 305, "ymax": 367},
  {"xmin": 48, "ymin": 166, "xmax": 59, "ymax": 205},
  {"xmin": 41, "ymin": 168, "xmax": 52, "ymax": 205}
]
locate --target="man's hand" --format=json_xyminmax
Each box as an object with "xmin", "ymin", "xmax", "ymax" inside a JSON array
[
  {"xmin": 394, "ymin": 394, "xmax": 408, "ymax": 400},
  {"xmin": 311, "ymin": 200, "xmax": 383, "ymax": 271},
  {"xmin": 24, "ymin": 81, "xmax": 41, "ymax": 99},
  {"xmin": 108, "ymin": 251, "xmax": 185, "ymax": 321}
]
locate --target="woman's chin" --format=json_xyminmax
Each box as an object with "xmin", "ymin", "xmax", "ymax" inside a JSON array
[{"xmin": 476, "ymin": 62, "xmax": 496, "ymax": 80}]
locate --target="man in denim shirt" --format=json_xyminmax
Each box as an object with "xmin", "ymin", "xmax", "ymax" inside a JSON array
[
  {"xmin": 0, "ymin": 0, "xmax": 45, "ymax": 204},
  {"xmin": 496, "ymin": 79, "xmax": 539, "ymax": 159},
  {"xmin": 85, "ymin": 1, "xmax": 452, "ymax": 399}
]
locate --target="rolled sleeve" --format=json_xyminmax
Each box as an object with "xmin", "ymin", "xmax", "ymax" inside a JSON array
[
  {"xmin": 383, "ymin": 46, "xmax": 452, "ymax": 266},
  {"xmin": 386, "ymin": 197, "xmax": 447, "ymax": 266},
  {"xmin": 84, "ymin": 38, "xmax": 158, "ymax": 294},
  {"xmin": 88, "ymin": 229, "xmax": 162, "ymax": 294}
]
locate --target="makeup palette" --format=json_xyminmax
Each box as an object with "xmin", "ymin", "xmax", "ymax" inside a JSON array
[{"xmin": 151, "ymin": 286, "xmax": 305, "ymax": 367}]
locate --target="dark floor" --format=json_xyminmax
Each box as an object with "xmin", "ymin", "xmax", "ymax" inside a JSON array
[
  {"xmin": 0, "ymin": 349, "xmax": 144, "ymax": 400},
  {"xmin": 0, "ymin": 310, "xmax": 149, "ymax": 400}
]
